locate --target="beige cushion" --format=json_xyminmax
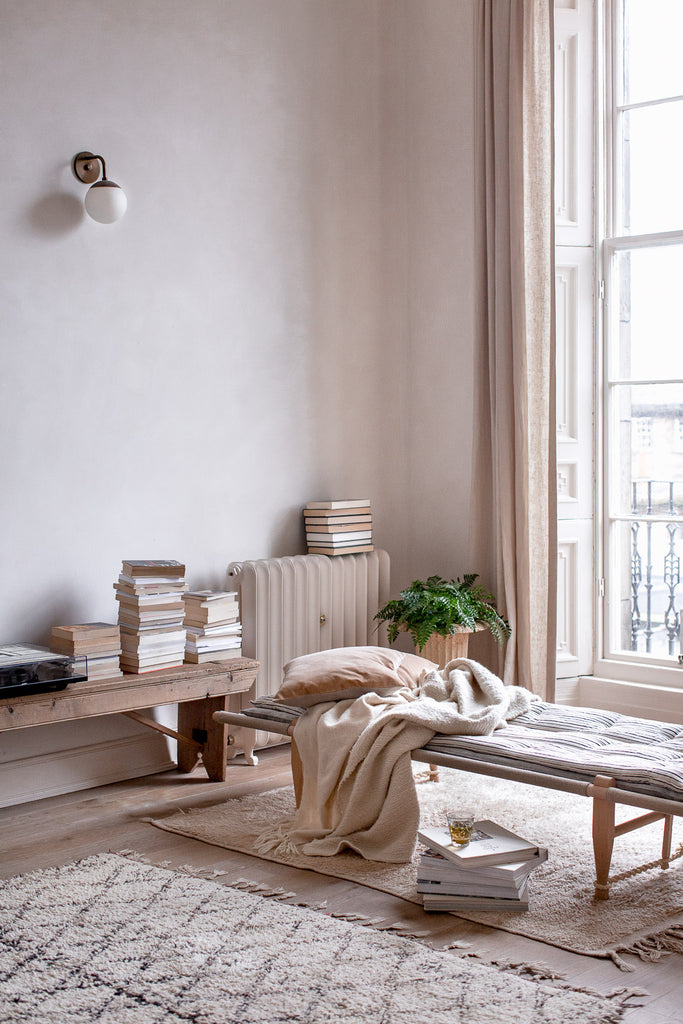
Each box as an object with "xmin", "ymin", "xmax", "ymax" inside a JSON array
[
  {"xmin": 273, "ymin": 645, "xmax": 437, "ymax": 708},
  {"xmin": 396, "ymin": 650, "xmax": 439, "ymax": 689}
]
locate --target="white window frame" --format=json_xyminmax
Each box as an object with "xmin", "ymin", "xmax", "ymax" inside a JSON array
[{"xmin": 592, "ymin": 0, "xmax": 683, "ymax": 691}]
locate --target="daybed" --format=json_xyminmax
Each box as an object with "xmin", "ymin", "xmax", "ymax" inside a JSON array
[{"xmin": 214, "ymin": 697, "xmax": 683, "ymax": 900}]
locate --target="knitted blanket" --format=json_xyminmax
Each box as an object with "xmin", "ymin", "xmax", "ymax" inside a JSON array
[{"xmin": 255, "ymin": 658, "xmax": 537, "ymax": 863}]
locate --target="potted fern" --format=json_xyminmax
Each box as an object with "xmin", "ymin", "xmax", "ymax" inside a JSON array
[{"xmin": 374, "ymin": 574, "xmax": 510, "ymax": 666}]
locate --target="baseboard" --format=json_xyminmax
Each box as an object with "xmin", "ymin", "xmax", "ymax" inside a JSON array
[
  {"xmin": 0, "ymin": 734, "xmax": 175, "ymax": 808},
  {"xmin": 577, "ymin": 676, "xmax": 683, "ymax": 722},
  {"xmin": 553, "ymin": 677, "xmax": 581, "ymax": 704}
]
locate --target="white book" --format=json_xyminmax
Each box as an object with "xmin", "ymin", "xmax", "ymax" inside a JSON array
[
  {"xmin": 184, "ymin": 648, "xmax": 243, "ymax": 664},
  {"xmin": 305, "ymin": 537, "xmax": 373, "ymax": 547},
  {"xmin": 119, "ymin": 621, "xmax": 185, "ymax": 633},
  {"xmin": 305, "ymin": 531, "xmax": 373, "ymax": 542},
  {"xmin": 118, "ymin": 608, "xmax": 185, "ymax": 621},
  {"xmin": 183, "ymin": 590, "xmax": 238, "ymax": 604},
  {"xmin": 185, "ymin": 624, "xmax": 242, "ymax": 637},
  {"xmin": 186, "ymin": 637, "xmax": 242, "ymax": 652},
  {"xmin": 418, "ymin": 821, "xmax": 543, "ymax": 868},
  {"xmin": 115, "ymin": 591, "xmax": 185, "ymax": 605},
  {"xmin": 422, "ymin": 880, "xmax": 530, "ymax": 913},
  {"xmin": 418, "ymin": 848, "xmax": 547, "ymax": 884},
  {"xmin": 306, "ymin": 499, "xmax": 370, "ymax": 509},
  {"xmin": 121, "ymin": 631, "xmax": 186, "ymax": 649},
  {"xmin": 121, "ymin": 653, "xmax": 184, "ymax": 667},
  {"xmin": 416, "ymin": 877, "xmax": 525, "ymax": 898},
  {"xmin": 118, "ymin": 573, "xmax": 185, "ymax": 586}
]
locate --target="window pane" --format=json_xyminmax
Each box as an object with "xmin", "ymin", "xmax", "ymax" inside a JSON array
[
  {"xmin": 613, "ymin": 247, "xmax": 683, "ymax": 379},
  {"xmin": 611, "ymin": 383, "xmax": 683, "ymax": 516},
  {"xmin": 610, "ymin": 519, "xmax": 683, "ymax": 657},
  {"xmin": 620, "ymin": 102, "xmax": 683, "ymax": 234},
  {"xmin": 623, "ymin": 0, "xmax": 683, "ymax": 104}
]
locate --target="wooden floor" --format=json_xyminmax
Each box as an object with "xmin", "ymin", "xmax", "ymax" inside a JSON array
[{"xmin": 1, "ymin": 748, "xmax": 681, "ymax": 1023}]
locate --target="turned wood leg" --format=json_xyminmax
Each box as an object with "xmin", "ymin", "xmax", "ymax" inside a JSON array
[
  {"xmin": 428, "ymin": 764, "xmax": 440, "ymax": 782},
  {"xmin": 662, "ymin": 813, "xmax": 674, "ymax": 868},
  {"xmin": 592, "ymin": 775, "xmax": 617, "ymax": 900},
  {"xmin": 291, "ymin": 736, "xmax": 303, "ymax": 808}
]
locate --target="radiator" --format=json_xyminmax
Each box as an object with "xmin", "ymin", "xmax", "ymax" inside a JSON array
[{"xmin": 226, "ymin": 550, "xmax": 390, "ymax": 750}]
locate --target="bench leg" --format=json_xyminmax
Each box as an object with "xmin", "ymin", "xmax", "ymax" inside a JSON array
[
  {"xmin": 178, "ymin": 695, "xmax": 231, "ymax": 781},
  {"xmin": 592, "ymin": 775, "xmax": 617, "ymax": 900}
]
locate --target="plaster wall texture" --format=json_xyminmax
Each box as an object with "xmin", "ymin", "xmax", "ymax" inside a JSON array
[{"xmin": 0, "ymin": 0, "xmax": 476, "ymax": 796}]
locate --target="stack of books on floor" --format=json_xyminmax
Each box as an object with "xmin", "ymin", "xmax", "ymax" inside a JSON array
[
  {"xmin": 304, "ymin": 499, "xmax": 373, "ymax": 555},
  {"xmin": 49, "ymin": 622, "xmax": 122, "ymax": 680},
  {"xmin": 114, "ymin": 560, "xmax": 187, "ymax": 674},
  {"xmin": 417, "ymin": 820, "xmax": 548, "ymax": 913},
  {"xmin": 183, "ymin": 590, "xmax": 242, "ymax": 663}
]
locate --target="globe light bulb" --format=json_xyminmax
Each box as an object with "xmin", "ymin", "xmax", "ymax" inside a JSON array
[{"xmin": 84, "ymin": 180, "xmax": 127, "ymax": 224}]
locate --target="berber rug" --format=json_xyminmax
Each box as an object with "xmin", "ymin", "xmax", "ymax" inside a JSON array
[
  {"xmin": 0, "ymin": 853, "xmax": 634, "ymax": 1023},
  {"xmin": 146, "ymin": 768, "xmax": 683, "ymax": 970}
]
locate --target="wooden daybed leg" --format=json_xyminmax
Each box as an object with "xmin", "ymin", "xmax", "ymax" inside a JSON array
[
  {"xmin": 592, "ymin": 775, "xmax": 617, "ymax": 901},
  {"xmin": 662, "ymin": 813, "xmax": 674, "ymax": 868},
  {"xmin": 428, "ymin": 763, "xmax": 440, "ymax": 782},
  {"xmin": 291, "ymin": 735, "xmax": 304, "ymax": 808}
]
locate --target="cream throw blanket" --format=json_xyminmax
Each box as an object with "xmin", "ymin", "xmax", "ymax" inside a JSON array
[{"xmin": 255, "ymin": 658, "xmax": 537, "ymax": 863}]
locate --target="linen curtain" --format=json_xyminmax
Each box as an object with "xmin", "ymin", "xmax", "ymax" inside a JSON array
[{"xmin": 472, "ymin": 0, "xmax": 556, "ymax": 698}]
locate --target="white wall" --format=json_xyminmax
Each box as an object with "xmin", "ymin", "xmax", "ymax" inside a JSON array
[{"xmin": 0, "ymin": 0, "xmax": 477, "ymax": 802}]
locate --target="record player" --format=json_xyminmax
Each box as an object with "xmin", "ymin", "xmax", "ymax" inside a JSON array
[{"xmin": 0, "ymin": 643, "xmax": 87, "ymax": 698}]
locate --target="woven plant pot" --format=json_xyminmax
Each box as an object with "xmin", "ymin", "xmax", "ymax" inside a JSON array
[{"xmin": 419, "ymin": 628, "xmax": 473, "ymax": 668}]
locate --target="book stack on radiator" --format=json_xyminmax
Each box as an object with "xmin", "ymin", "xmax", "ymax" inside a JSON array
[
  {"xmin": 49, "ymin": 622, "xmax": 122, "ymax": 680},
  {"xmin": 114, "ymin": 560, "xmax": 187, "ymax": 673},
  {"xmin": 304, "ymin": 499, "xmax": 374, "ymax": 556},
  {"xmin": 182, "ymin": 591, "xmax": 242, "ymax": 663},
  {"xmin": 417, "ymin": 821, "xmax": 548, "ymax": 913}
]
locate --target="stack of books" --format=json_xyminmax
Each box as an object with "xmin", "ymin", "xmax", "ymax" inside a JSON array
[
  {"xmin": 114, "ymin": 560, "xmax": 187, "ymax": 673},
  {"xmin": 183, "ymin": 591, "xmax": 242, "ymax": 663},
  {"xmin": 417, "ymin": 820, "xmax": 548, "ymax": 913},
  {"xmin": 49, "ymin": 623, "xmax": 122, "ymax": 680},
  {"xmin": 304, "ymin": 499, "xmax": 373, "ymax": 555}
]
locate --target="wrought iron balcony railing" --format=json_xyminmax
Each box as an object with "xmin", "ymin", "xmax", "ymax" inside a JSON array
[{"xmin": 630, "ymin": 479, "xmax": 682, "ymax": 655}]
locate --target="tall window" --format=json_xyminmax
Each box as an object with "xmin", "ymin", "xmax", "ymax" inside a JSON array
[{"xmin": 603, "ymin": 0, "xmax": 683, "ymax": 665}]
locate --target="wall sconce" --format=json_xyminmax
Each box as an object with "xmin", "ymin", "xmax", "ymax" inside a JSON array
[{"xmin": 72, "ymin": 152, "xmax": 127, "ymax": 224}]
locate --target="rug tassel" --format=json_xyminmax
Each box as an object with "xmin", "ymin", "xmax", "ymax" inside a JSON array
[
  {"xmin": 488, "ymin": 959, "xmax": 567, "ymax": 982},
  {"xmin": 488, "ymin": 961, "xmax": 648, "ymax": 1011},
  {"xmin": 614, "ymin": 924, "xmax": 683, "ymax": 965},
  {"xmin": 324, "ymin": 911, "xmax": 445, "ymax": 942},
  {"xmin": 229, "ymin": 878, "xmax": 297, "ymax": 900},
  {"xmin": 607, "ymin": 951, "xmax": 636, "ymax": 972}
]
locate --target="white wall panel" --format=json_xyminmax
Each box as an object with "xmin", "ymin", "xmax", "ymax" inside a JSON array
[
  {"xmin": 555, "ymin": 1, "xmax": 595, "ymax": 247},
  {"xmin": 555, "ymin": 1, "xmax": 595, "ymax": 682},
  {"xmin": 557, "ymin": 520, "xmax": 594, "ymax": 675},
  {"xmin": 556, "ymin": 247, "xmax": 594, "ymax": 520}
]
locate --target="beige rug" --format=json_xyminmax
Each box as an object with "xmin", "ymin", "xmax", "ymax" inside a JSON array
[
  {"xmin": 146, "ymin": 768, "xmax": 683, "ymax": 970},
  {"xmin": 0, "ymin": 853, "xmax": 634, "ymax": 1024}
]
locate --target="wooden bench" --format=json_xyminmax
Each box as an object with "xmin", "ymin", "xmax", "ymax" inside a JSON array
[{"xmin": 0, "ymin": 658, "xmax": 260, "ymax": 782}]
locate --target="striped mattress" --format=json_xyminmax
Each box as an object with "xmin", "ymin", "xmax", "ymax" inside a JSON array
[
  {"xmin": 248, "ymin": 697, "xmax": 683, "ymax": 804},
  {"xmin": 426, "ymin": 702, "xmax": 683, "ymax": 803}
]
